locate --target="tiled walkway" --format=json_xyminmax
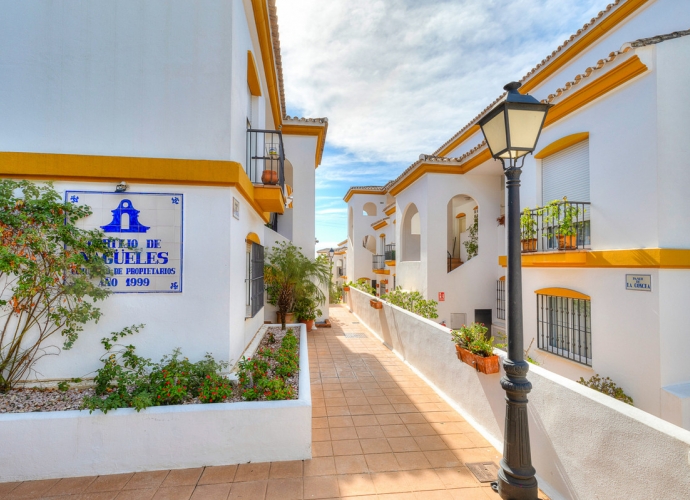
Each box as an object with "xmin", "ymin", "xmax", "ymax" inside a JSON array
[{"xmin": 0, "ymin": 305, "xmax": 545, "ymax": 500}]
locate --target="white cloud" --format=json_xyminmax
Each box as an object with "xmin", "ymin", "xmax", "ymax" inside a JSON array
[{"xmin": 276, "ymin": 0, "xmax": 601, "ymax": 163}]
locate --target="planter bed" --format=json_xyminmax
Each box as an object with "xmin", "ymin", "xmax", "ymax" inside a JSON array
[{"xmin": 0, "ymin": 324, "xmax": 311, "ymax": 482}]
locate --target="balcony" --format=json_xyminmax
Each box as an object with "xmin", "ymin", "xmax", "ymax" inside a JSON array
[
  {"xmin": 384, "ymin": 243, "xmax": 396, "ymax": 264},
  {"xmin": 521, "ymin": 200, "xmax": 590, "ymax": 253},
  {"xmin": 373, "ymin": 254, "xmax": 385, "ymax": 270},
  {"xmin": 247, "ymin": 129, "xmax": 286, "ymax": 214}
]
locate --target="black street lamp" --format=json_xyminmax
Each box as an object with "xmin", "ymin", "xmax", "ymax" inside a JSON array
[{"xmin": 478, "ymin": 82, "xmax": 551, "ymax": 500}]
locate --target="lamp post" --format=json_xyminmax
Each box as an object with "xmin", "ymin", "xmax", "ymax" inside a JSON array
[
  {"xmin": 328, "ymin": 248, "xmax": 335, "ymax": 298},
  {"xmin": 477, "ymin": 82, "xmax": 551, "ymax": 500}
]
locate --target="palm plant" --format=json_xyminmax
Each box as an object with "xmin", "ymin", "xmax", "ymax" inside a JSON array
[{"xmin": 264, "ymin": 242, "xmax": 330, "ymax": 329}]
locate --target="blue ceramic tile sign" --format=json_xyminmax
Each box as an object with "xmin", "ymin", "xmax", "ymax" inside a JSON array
[{"xmin": 65, "ymin": 191, "xmax": 183, "ymax": 293}]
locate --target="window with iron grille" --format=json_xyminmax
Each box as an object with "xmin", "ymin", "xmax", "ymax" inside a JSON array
[
  {"xmin": 246, "ymin": 242, "xmax": 264, "ymax": 318},
  {"xmin": 537, "ymin": 293, "xmax": 591, "ymax": 365},
  {"xmin": 496, "ymin": 279, "xmax": 506, "ymax": 320}
]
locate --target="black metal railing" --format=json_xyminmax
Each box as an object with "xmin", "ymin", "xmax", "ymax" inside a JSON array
[
  {"xmin": 373, "ymin": 255, "xmax": 385, "ymax": 270},
  {"xmin": 521, "ymin": 201, "xmax": 590, "ymax": 253},
  {"xmin": 246, "ymin": 129, "xmax": 285, "ymax": 190},
  {"xmin": 385, "ymin": 243, "xmax": 396, "ymax": 261},
  {"xmin": 537, "ymin": 293, "xmax": 591, "ymax": 366},
  {"xmin": 246, "ymin": 242, "xmax": 264, "ymax": 318},
  {"xmin": 496, "ymin": 279, "xmax": 506, "ymax": 320}
]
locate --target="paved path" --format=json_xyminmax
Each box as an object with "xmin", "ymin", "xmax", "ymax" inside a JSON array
[{"xmin": 0, "ymin": 305, "xmax": 547, "ymax": 500}]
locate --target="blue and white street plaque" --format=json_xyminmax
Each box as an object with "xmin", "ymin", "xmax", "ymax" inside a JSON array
[
  {"xmin": 625, "ymin": 274, "xmax": 651, "ymax": 292},
  {"xmin": 66, "ymin": 191, "xmax": 183, "ymax": 293}
]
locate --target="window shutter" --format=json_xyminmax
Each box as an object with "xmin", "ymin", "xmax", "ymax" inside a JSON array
[{"xmin": 542, "ymin": 140, "xmax": 589, "ymax": 204}]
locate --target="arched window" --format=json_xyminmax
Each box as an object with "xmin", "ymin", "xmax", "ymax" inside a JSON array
[
  {"xmin": 363, "ymin": 202, "xmax": 377, "ymax": 216},
  {"xmin": 348, "ymin": 206, "xmax": 354, "ymax": 243},
  {"xmin": 362, "ymin": 235, "xmax": 376, "ymax": 253},
  {"xmin": 402, "ymin": 204, "xmax": 421, "ymax": 261},
  {"xmin": 447, "ymin": 195, "xmax": 478, "ymax": 272}
]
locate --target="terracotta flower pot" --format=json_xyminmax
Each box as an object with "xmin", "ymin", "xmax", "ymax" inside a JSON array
[
  {"xmin": 370, "ymin": 299, "xmax": 383, "ymax": 310},
  {"xmin": 455, "ymin": 345, "xmax": 500, "ymax": 374},
  {"xmin": 521, "ymin": 238, "xmax": 537, "ymax": 252},
  {"xmin": 558, "ymin": 234, "xmax": 577, "ymax": 250},
  {"xmin": 276, "ymin": 312, "xmax": 295, "ymax": 324},
  {"xmin": 343, "ymin": 286, "xmax": 350, "ymax": 292},
  {"xmin": 262, "ymin": 170, "xmax": 279, "ymax": 185},
  {"xmin": 300, "ymin": 319, "xmax": 315, "ymax": 332}
]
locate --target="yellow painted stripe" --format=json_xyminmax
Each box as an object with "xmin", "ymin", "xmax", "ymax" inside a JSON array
[
  {"xmin": 520, "ymin": 0, "xmax": 650, "ymax": 94},
  {"xmin": 535, "ymin": 287, "xmax": 590, "ymax": 300},
  {"xmin": 373, "ymin": 269, "xmax": 391, "ymax": 275},
  {"xmin": 0, "ymin": 151, "xmax": 272, "ymax": 223},
  {"xmin": 247, "ymin": 51, "xmax": 262, "ymax": 97},
  {"xmin": 384, "ymin": 206, "xmax": 396, "ymax": 216},
  {"xmin": 246, "ymin": 232, "xmax": 261, "ymax": 245},
  {"xmin": 373, "ymin": 220, "xmax": 388, "ymax": 230},
  {"xmin": 385, "ymin": 260, "xmax": 396, "ymax": 267},
  {"xmin": 535, "ymin": 132, "xmax": 589, "ymax": 159},
  {"xmin": 281, "ymin": 124, "xmax": 327, "ymax": 168},
  {"xmin": 499, "ymin": 249, "xmax": 690, "ymax": 269},
  {"xmin": 344, "ymin": 188, "xmax": 386, "ymax": 202}
]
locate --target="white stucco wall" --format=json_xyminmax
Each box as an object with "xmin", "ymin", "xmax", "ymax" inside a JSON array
[
  {"xmin": 348, "ymin": 288, "xmax": 690, "ymax": 500},
  {"xmin": 346, "ymin": 193, "xmax": 388, "ymax": 283}
]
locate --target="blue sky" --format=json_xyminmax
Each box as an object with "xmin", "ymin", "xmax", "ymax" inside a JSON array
[{"xmin": 276, "ymin": 0, "xmax": 604, "ymax": 251}]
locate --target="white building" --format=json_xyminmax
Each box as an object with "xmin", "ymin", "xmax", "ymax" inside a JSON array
[
  {"xmin": 0, "ymin": 0, "xmax": 327, "ymax": 380},
  {"xmin": 345, "ymin": 0, "xmax": 690, "ymax": 429}
]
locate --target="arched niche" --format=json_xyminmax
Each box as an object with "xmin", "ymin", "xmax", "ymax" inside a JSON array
[
  {"xmin": 447, "ymin": 194, "xmax": 478, "ymax": 271},
  {"xmin": 401, "ymin": 203, "xmax": 421, "ymax": 262},
  {"xmin": 363, "ymin": 202, "xmax": 377, "ymax": 216}
]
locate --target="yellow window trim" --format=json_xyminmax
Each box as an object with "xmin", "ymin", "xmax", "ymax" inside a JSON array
[
  {"xmin": 280, "ymin": 124, "xmax": 327, "ymax": 168},
  {"xmin": 384, "ymin": 206, "xmax": 396, "ymax": 216},
  {"xmin": 373, "ymin": 269, "xmax": 390, "ymax": 275},
  {"xmin": 535, "ymin": 287, "xmax": 590, "ymax": 300},
  {"xmin": 499, "ymin": 276, "xmax": 505, "ymax": 281},
  {"xmin": 0, "ymin": 151, "xmax": 273, "ymax": 223},
  {"xmin": 247, "ymin": 51, "xmax": 262, "ymax": 96},
  {"xmin": 535, "ymin": 132, "xmax": 589, "ymax": 159},
  {"xmin": 498, "ymin": 249, "xmax": 690, "ymax": 269},
  {"xmin": 246, "ymin": 232, "xmax": 261, "ymax": 245},
  {"xmin": 357, "ymin": 277, "xmax": 371, "ymax": 281},
  {"xmin": 379, "ymin": 233, "xmax": 386, "ymax": 238},
  {"xmin": 373, "ymin": 221, "xmax": 388, "ymax": 230},
  {"xmin": 385, "ymin": 260, "xmax": 396, "ymax": 267},
  {"xmin": 455, "ymin": 212, "xmax": 466, "ymax": 218}
]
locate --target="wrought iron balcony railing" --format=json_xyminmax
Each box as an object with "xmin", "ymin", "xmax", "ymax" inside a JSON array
[
  {"xmin": 384, "ymin": 243, "xmax": 396, "ymax": 262},
  {"xmin": 246, "ymin": 129, "xmax": 285, "ymax": 190},
  {"xmin": 373, "ymin": 255, "xmax": 385, "ymax": 270},
  {"xmin": 521, "ymin": 201, "xmax": 590, "ymax": 253}
]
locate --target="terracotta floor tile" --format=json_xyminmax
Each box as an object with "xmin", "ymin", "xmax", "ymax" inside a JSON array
[
  {"xmin": 381, "ymin": 425, "xmax": 411, "ymax": 438},
  {"xmin": 87, "ymin": 474, "xmax": 135, "ymax": 493},
  {"xmin": 325, "ymin": 397, "xmax": 347, "ymax": 407},
  {"xmin": 46, "ymin": 476, "xmax": 97, "ymax": 495},
  {"xmin": 337, "ymin": 474, "xmax": 376, "ymax": 497},
  {"xmin": 0, "ymin": 482, "xmax": 21, "ymax": 497},
  {"xmin": 323, "ymin": 390, "xmax": 345, "ymax": 398},
  {"xmin": 269, "ymin": 461, "xmax": 303, "ymax": 479},
  {"xmin": 372, "ymin": 405, "xmax": 397, "ymax": 415},
  {"xmin": 402, "ymin": 470, "xmax": 445, "ymax": 492},
  {"xmin": 370, "ymin": 472, "xmax": 411, "ymax": 494},
  {"xmin": 344, "ymin": 389, "xmax": 366, "ymax": 398},
  {"xmin": 413, "ymin": 490, "xmax": 454, "ymax": 499},
  {"xmin": 367, "ymin": 396, "xmax": 390, "ymax": 405},
  {"xmin": 312, "ymin": 417, "xmax": 329, "ymax": 429},
  {"xmin": 434, "ymin": 468, "xmax": 480, "ymax": 489},
  {"xmin": 234, "ymin": 463, "xmax": 270, "ymax": 483},
  {"xmin": 378, "ymin": 493, "xmax": 416, "ymax": 500},
  {"xmin": 312, "ymin": 441, "xmax": 334, "ymax": 457},
  {"xmin": 115, "ymin": 488, "xmax": 158, "ymax": 500},
  {"xmin": 7, "ymin": 479, "xmax": 60, "ymax": 500},
  {"xmin": 394, "ymin": 452, "xmax": 433, "ymax": 471},
  {"xmin": 326, "ymin": 406, "xmax": 351, "ymax": 416},
  {"xmin": 313, "ymin": 427, "xmax": 332, "ymax": 441},
  {"xmin": 428, "ymin": 423, "xmax": 465, "ymax": 435},
  {"xmin": 303, "ymin": 475, "xmax": 340, "ymax": 499},
  {"xmin": 440, "ymin": 434, "xmax": 474, "ymax": 450},
  {"xmin": 332, "ymin": 439, "xmax": 363, "ymax": 456},
  {"xmin": 423, "ymin": 451, "xmax": 462, "ymax": 469},
  {"xmin": 387, "ymin": 437, "xmax": 421, "ymax": 453},
  {"xmin": 413, "ymin": 436, "xmax": 449, "ymax": 452},
  {"xmin": 161, "ymin": 469, "xmax": 203, "ymax": 488},
  {"xmin": 334, "ymin": 455, "xmax": 370, "ymax": 474},
  {"xmin": 328, "ymin": 416, "xmax": 355, "ymax": 428},
  {"xmin": 265, "ymin": 477, "xmax": 303, "ymax": 500},
  {"xmin": 360, "ymin": 438, "xmax": 393, "ymax": 454},
  {"xmin": 448, "ymin": 488, "xmax": 493, "ymax": 500},
  {"xmin": 123, "ymin": 471, "xmax": 170, "ymax": 491},
  {"xmin": 349, "ymin": 405, "xmax": 375, "ymax": 415},
  {"xmin": 451, "ymin": 448, "xmax": 501, "ymax": 464},
  {"xmin": 303, "ymin": 458, "xmax": 336, "ymax": 477},
  {"xmin": 356, "ymin": 425, "xmax": 385, "ymax": 439},
  {"xmin": 465, "ymin": 432, "xmax": 491, "ymax": 448},
  {"xmin": 399, "ymin": 414, "xmax": 428, "ymax": 425},
  {"xmin": 151, "ymin": 485, "xmax": 196, "ymax": 500},
  {"xmin": 329, "ymin": 426, "xmax": 359, "ymax": 440},
  {"xmin": 228, "ymin": 480, "xmax": 267, "ymax": 500},
  {"xmin": 312, "ymin": 407, "xmax": 327, "ymax": 417},
  {"xmin": 189, "ymin": 483, "xmax": 232, "ymax": 500},
  {"xmin": 346, "ymin": 397, "xmax": 371, "ymax": 406},
  {"xmin": 375, "ymin": 414, "xmax": 404, "ymax": 426},
  {"xmin": 365, "ymin": 453, "xmax": 401, "ymax": 473},
  {"xmin": 352, "ymin": 415, "xmax": 379, "ymax": 427}
]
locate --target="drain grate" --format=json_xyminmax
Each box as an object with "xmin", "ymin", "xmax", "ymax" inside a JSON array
[
  {"xmin": 465, "ymin": 462, "xmax": 499, "ymax": 483},
  {"xmin": 352, "ymin": 322, "xmax": 360, "ymax": 324},
  {"xmin": 344, "ymin": 333, "xmax": 367, "ymax": 339}
]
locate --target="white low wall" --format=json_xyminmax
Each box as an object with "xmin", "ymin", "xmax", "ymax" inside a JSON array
[
  {"xmin": 347, "ymin": 288, "xmax": 690, "ymax": 500},
  {"xmin": 0, "ymin": 325, "xmax": 311, "ymax": 482}
]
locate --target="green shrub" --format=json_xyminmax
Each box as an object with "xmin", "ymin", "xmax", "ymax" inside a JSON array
[
  {"xmin": 381, "ymin": 287, "xmax": 438, "ymax": 320},
  {"xmin": 199, "ymin": 373, "xmax": 234, "ymax": 403},
  {"xmin": 344, "ymin": 280, "xmax": 375, "ymax": 295},
  {"xmin": 578, "ymin": 374, "xmax": 633, "ymax": 406}
]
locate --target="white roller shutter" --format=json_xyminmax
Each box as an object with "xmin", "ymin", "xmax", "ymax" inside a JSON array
[{"xmin": 542, "ymin": 140, "xmax": 590, "ymax": 204}]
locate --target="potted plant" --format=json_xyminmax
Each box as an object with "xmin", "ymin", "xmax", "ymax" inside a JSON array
[
  {"xmin": 520, "ymin": 207, "xmax": 538, "ymax": 252},
  {"xmin": 264, "ymin": 241, "xmax": 331, "ymax": 330},
  {"xmin": 343, "ymin": 281, "xmax": 351, "ymax": 292},
  {"xmin": 370, "ymin": 299, "xmax": 383, "ymax": 310},
  {"xmin": 294, "ymin": 295, "xmax": 322, "ymax": 332},
  {"xmin": 543, "ymin": 197, "xmax": 581, "ymax": 250},
  {"xmin": 450, "ymin": 323, "xmax": 502, "ymax": 374},
  {"xmin": 261, "ymin": 169, "xmax": 279, "ymax": 185}
]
